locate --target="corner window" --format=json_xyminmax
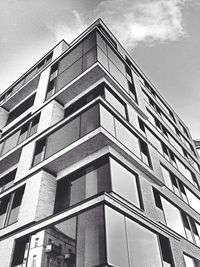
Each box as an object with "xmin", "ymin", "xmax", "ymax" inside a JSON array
[
  {"xmin": 54, "ymin": 157, "xmax": 111, "ymax": 213},
  {"xmin": 139, "ymin": 139, "xmax": 151, "ymax": 166},
  {"xmin": 0, "ymin": 186, "xmax": 25, "ymax": 228},
  {"xmin": 0, "ymin": 169, "xmax": 16, "ymax": 193},
  {"xmin": 110, "ymin": 157, "xmax": 142, "ymax": 208},
  {"xmin": 6, "ymin": 93, "xmax": 36, "ymax": 125}
]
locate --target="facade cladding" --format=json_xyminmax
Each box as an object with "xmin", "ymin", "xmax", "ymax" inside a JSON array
[{"xmin": 0, "ymin": 19, "xmax": 200, "ymax": 267}]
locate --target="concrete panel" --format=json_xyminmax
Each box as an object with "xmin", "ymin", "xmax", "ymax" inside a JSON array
[
  {"xmin": 32, "ymin": 67, "xmax": 51, "ymax": 113},
  {"xmin": 19, "ymin": 170, "xmax": 56, "ymax": 224},
  {"xmin": 52, "ymin": 40, "xmax": 69, "ymax": 61},
  {"xmin": 38, "ymin": 100, "xmax": 64, "ymax": 133},
  {"xmin": 15, "ymin": 142, "xmax": 35, "ymax": 183}
]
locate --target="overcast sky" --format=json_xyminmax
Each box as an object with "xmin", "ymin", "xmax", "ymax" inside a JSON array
[{"xmin": 0, "ymin": 0, "xmax": 199, "ymax": 139}]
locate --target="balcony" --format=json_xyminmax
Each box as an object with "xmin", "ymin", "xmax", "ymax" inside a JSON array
[{"xmin": 45, "ymin": 243, "xmax": 62, "ymax": 256}]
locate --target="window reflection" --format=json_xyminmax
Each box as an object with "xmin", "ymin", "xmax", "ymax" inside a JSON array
[
  {"xmin": 110, "ymin": 158, "xmax": 141, "ymax": 207},
  {"xmin": 126, "ymin": 217, "xmax": 163, "ymax": 267},
  {"xmin": 161, "ymin": 197, "xmax": 186, "ymax": 237},
  {"xmin": 105, "ymin": 206, "xmax": 129, "ymax": 267}
]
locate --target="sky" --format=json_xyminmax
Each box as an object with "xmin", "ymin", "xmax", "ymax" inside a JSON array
[{"xmin": 0, "ymin": 0, "xmax": 200, "ymax": 139}]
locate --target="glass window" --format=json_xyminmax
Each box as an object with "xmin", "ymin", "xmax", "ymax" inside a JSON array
[
  {"xmin": 97, "ymin": 32, "xmax": 107, "ymax": 54},
  {"xmin": 83, "ymin": 32, "xmax": 96, "ymax": 54},
  {"xmin": 109, "ymin": 60, "xmax": 129, "ymax": 92},
  {"xmin": 184, "ymin": 254, "xmax": 196, "ymax": 267},
  {"xmin": 104, "ymin": 88, "xmax": 126, "ymax": 118},
  {"xmin": 32, "ymin": 138, "xmax": 46, "ymax": 166},
  {"xmin": 176, "ymin": 158, "xmax": 194, "ymax": 184},
  {"xmin": 8, "ymin": 186, "xmax": 25, "ymax": 225},
  {"xmin": 0, "ymin": 169, "xmax": 16, "ymax": 192},
  {"xmin": 83, "ymin": 47, "xmax": 97, "ymax": 71},
  {"xmin": 56, "ymin": 57, "xmax": 83, "ymax": 92},
  {"xmin": 54, "ymin": 158, "xmax": 111, "ymax": 213},
  {"xmin": 139, "ymin": 139, "xmax": 151, "ymax": 166},
  {"xmin": 12, "ymin": 79, "xmax": 25, "ymax": 94},
  {"xmin": 185, "ymin": 187, "xmax": 200, "ymax": 214},
  {"xmin": 29, "ymin": 115, "xmax": 40, "ymax": 137},
  {"xmin": 105, "ymin": 206, "xmax": 129, "ymax": 267},
  {"xmin": 161, "ymin": 197, "xmax": 186, "ymax": 237},
  {"xmin": 80, "ymin": 105, "xmax": 100, "ymax": 137},
  {"xmin": 11, "ymin": 236, "xmax": 30, "ymax": 267},
  {"xmin": 0, "ymin": 196, "xmax": 10, "ymax": 228},
  {"xmin": 97, "ymin": 46, "xmax": 109, "ymax": 70},
  {"xmin": 77, "ymin": 206, "xmax": 106, "ymax": 267},
  {"xmin": 171, "ymin": 175, "xmax": 181, "ymax": 197},
  {"xmin": 1, "ymin": 130, "xmax": 21, "ymax": 155},
  {"xmin": 159, "ymin": 235, "xmax": 174, "ymax": 267},
  {"xmin": 110, "ymin": 158, "xmax": 141, "ymax": 207},
  {"xmin": 115, "ymin": 120, "xmax": 140, "ymax": 158},
  {"xmin": 18, "ymin": 123, "xmax": 29, "ymax": 144},
  {"xmin": 161, "ymin": 165, "xmax": 173, "ymax": 191},
  {"xmin": 146, "ymin": 128, "xmax": 163, "ymax": 154},
  {"xmin": 126, "ymin": 217, "xmax": 163, "ymax": 267},
  {"xmin": 59, "ymin": 43, "xmax": 83, "ymax": 74},
  {"xmin": 25, "ymin": 68, "xmax": 37, "ymax": 83},
  {"xmin": 181, "ymin": 212, "xmax": 193, "ymax": 242},
  {"xmin": 100, "ymin": 105, "xmax": 115, "ymax": 136},
  {"xmin": 7, "ymin": 93, "xmax": 36, "ymax": 125},
  {"xmin": 45, "ymin": 116, "xmax": 80, "ymax": 159},
  {"xmin": 107, "ymin": 46, "xmax": 126, "ymax": 75},
  {"xmin": 46, "ymin": 79, "xmax": 56, "ymax": 100}
]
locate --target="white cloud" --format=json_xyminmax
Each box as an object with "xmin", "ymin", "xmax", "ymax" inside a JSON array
[
  {"xmin": 48, "ymin": 10, "xmax": 87, "ymax": 44},
  {"xmin": 90, "ymin": 0, "xmax": 187, "ymax": 47},
  {"xmin": 49, "ymin": 0, "xmax": 188, "ymax": 48}
]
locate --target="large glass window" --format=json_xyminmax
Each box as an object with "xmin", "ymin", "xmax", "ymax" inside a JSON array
[
  {"xmin": 45, "ymin": 116, "xmax": 80, "ymax": 158},
  {"xmin": 77, "ymin": 206, "xmax": 106, "ymax": 267},
  {"xmin": 105, "ymin": 206, "xmax": 174, "ymax": 267},
  {"xmin": 105, "ymin": 206, "xmax": 129, "ymax": 267},
  {"xmin": 126, "ymin": 217, "xmax": 163, "ymax": 267},
  {"xmin": 6, "ymin": 93, "xmax": 36, "ymax": 125},
  {"xmin": 33, "ymin": 105, "xmax": 100, "ymax": 166},
  {"xmin": 184, "ymin": 254, "xmax": 197, "ymax": 267},
  {"xmin": 161, "ymin": 197, "xmax": 186, "ymax": 237},
  {"xmin": 0, "ymin": 186, "xmax": 25, "ymax": 229},
  {"xmin": 7, "ymin": 186, "xmax": 24, "ymax": 225},
  {"xmin": 104, "ymin": 88, "xmax": 127, "ymax": 118},
  {"xmin": 115, "ymin": 119, "xmax": 141, "ymax": 157},
  {"xmin": 54, "ymin": 157, "xmax": 111, "ymax": 213},
  {"xmin": 110, "ymin": 158, "xmax": 141, "ymax": 207},
  {"xmin": 161, "ymin": 165, "xmax": 173, "ymax": 191},
  {"xmin": 0, "ymin": 169, "xmax": 16, "ymax": 193},
  {"xmin": 1, "ymin": 114, "xmax": 40, "ymax": 156},
  {"xmin": 185, "ymin": 187, "xmax": 200, "ymax": 214}
]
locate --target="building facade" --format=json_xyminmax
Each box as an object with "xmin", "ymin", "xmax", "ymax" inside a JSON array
[{"xmin": 0, "ymin": 19, "xmax": 200, "ymax": 267}]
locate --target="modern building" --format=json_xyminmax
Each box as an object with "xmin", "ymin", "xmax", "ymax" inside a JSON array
[{"xmin": 0, "ymin": 18, "xmax": 200, "ymax": 267}]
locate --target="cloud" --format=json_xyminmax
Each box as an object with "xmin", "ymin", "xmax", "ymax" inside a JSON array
[
  {"xmin": 90, "ymin": 0, "xmax": 187, "ymax": 47},
  {"xmin": 49, "ymin": 0, "xmax": 188, "ymax": 48},
  {"xmin": 48, "ymin": 10, "xmax": 87, "ymax": 44}
]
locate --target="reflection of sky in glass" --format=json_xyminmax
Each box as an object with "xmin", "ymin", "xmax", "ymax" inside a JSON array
[
  {"xmin": 162, "ymin": 197, "xmax": 186, "ymax": 237},
  {"xmin": 54, "ymin": 216, "xmax": 76, "ymax": 240},
  {"xmin": 105, "ymin": 207, "xmax": 129, "ymax": 267},
  {"xmin": 126, "ymin": 217, "xmax": 163, "ymax": 267},
  {"xmin": 184, "ymin": 254, "xmax": 196, "ymax": 267},
  {"xmin": 115, "ymin": 120, "xmax": 140, "ymax": 157},
  {"xmin": 185, "ymin": 187, "xmax": 200, "ymax": 214},
  {"xmin": 110, "ymin": 158, "xmax": 140, "ymax": 207}
]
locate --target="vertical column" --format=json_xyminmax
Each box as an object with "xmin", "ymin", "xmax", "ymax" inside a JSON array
[
  {"xmin": 32, "ymin": 67, "xmax": 51, "ymax": 113},
  {"xmin": 37, "ymin": 100, "xmax": 64, "ymax": 133}
]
